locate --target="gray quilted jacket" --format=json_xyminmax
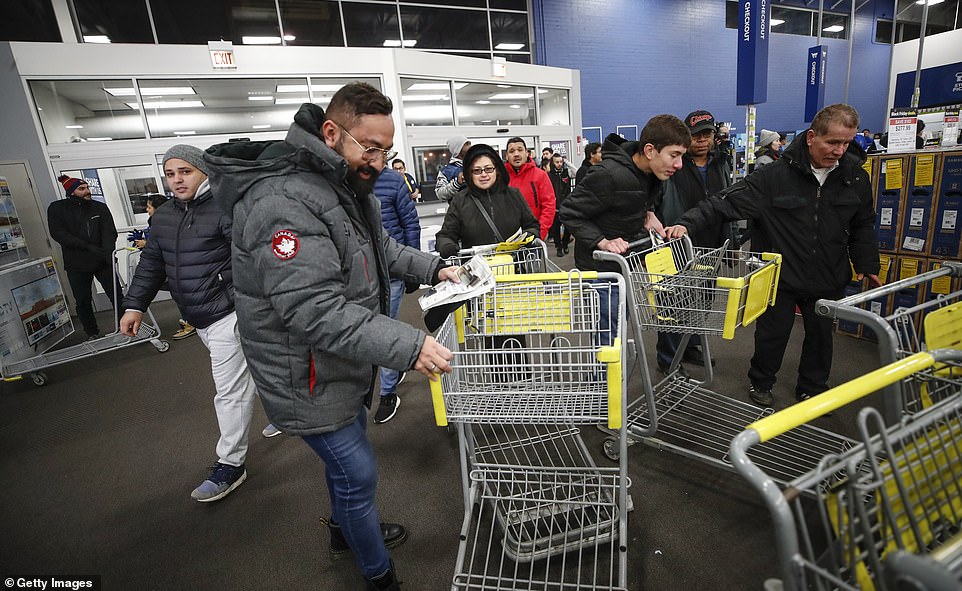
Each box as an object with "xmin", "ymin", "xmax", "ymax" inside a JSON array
[{"xmin": 204, "ymin": 103, "xmax": 442, "ymax": 435}]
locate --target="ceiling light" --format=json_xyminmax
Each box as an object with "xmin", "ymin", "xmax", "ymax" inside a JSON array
[
  {"xmin": 173, "ymin": 131, "xmax": 196, "ymax": 135},
  {"xmin": 65, "ymin": 125, "xmax": 84, "ymax": 129},
  {"xmin": 770, "ymin": 19, "xmax": 785, "ymax": 26},
  {"xmin": 916, "ymin": 0, "xmax": 945, "ymax": 5},
  {"xmin": 274, "ymin": 97, "xmax": 310, "ymax": 105},
  {"xmin": 86, "ymin": 137, "xmax": 112, "ymax": 141},
  {"xmin": 105, "ymin": 87, "xmax": 195, "ymax": 97},
  {"xmin": 401, "ymin": 94, "xmax": 448, "ymax": 101},
  {"xmin": 383, "ymin": 39, "xmax": 417, "ymax": 47},
  {"xmin": 510, "ymin": 105, "xmax": 521, "ymax": 109},
  {"xmin": 822, "ymin": 25, "xmax": 844, "ymax": 32},
  {"xmin": 407, "ymin": 83, "xmax": 462, "ymax": 91},
  {"xmin": 83, "ymin": 35, "xmax": 111, "ymax": 43},
  {"xmin": 276, "ymin": 84, "xmax": 308, "ymax": 93},
  {"xmin": 242, "ymin": 36, "xmax": 282, "ymax": 45},
  {"xmin": 494, "ymin": 43, "xmax": 524, "ymax": 50},
  {"xmin": 127, "ymin": 100, "xmax": 204, "ymax": 109},
  {"xmin": 252, "ymin": 124, "xmax": 271, "ymax": 129},
  {"xmin": 476, "ymin": 100, "xmax": 491, "ymax": 104},
  {"xmin": 497, "ymin": 85, "xmax": 511, "ymax": 88},
  {"xmin": 283, "ymin": 34, "xmax": 296, "ymax": 41},
  {"xmin": 481, "ymin": 120, "xmax": 492, "ymax": 123},
  {"xmin": 248, "ymin": 96, "xmax": 274, "ymax": 102},
  {"xmin": 487, "ymin": 93, "xmax": 532, "ymax": 100}
]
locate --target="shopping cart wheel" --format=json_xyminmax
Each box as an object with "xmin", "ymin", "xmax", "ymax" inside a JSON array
[
  {"xmin": 30, "ymin": 372, "xmax": 48, "ymax": 387},
  {"xmin": 603, "ymin": 437, "xmax": 620, "ymax": 461},
  {"xmin": 153, "ymin": 340, "xmax": 170, "ymax": 353}
]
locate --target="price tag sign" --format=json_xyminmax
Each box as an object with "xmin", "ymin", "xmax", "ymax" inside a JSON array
[{"xmin": 887, "ymin": 108, "xmax": 917, "ymax": 152}]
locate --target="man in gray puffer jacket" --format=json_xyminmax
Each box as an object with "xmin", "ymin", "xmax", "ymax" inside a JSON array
[{"xmin": 204, "ymin": 83, "xmax": 457, "ymax": 591}]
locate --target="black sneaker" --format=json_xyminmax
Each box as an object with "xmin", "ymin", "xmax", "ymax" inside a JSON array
[
  {"xmin": 366, "ymin": 561, "xmax": 401, "ymax": 591},
  {"xmin": 374, "ymin": 393, "xmax": 400, "ymax": 424},
  {"xmin": 749, "ymin": 385, "xmax": 773, "ymax": 407},
  {"xmin": 323, "ymin": 517, "xmax": 408, "ymax": 559},
  {"xmin": 396, "ymin": 371, "xmax": 406, "ymax": 387}
]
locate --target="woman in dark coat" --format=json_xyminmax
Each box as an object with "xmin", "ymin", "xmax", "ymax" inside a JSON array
[{"xmin": 435, "ymin": 143, "xmax": 540, "ymax": 257}]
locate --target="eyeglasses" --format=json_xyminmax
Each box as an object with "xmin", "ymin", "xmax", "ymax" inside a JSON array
[
  {"xmin": 470, "ymin": 166, "xmax": 497, "ymax": 176},
  {"xmin": 332, "ymin": 121, "xmax": 397, "ymax": 162}
]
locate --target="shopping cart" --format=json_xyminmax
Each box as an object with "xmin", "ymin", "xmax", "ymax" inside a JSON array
[
  {"xmin": 816, "ymin": 261, "xmax": 962, "ymax": 422},
  {"xmin": 429, "ymin": 271, "xmax": 630, "ymax": 590},
  {"xmin": 445, "ymin": 239, "xmax": 560, "ymax": 276},
  {"xmin": 730, "ymin": 349, "xmax": 962, "ymax": 591},
  {"xmin": 1, "ymin": 248, "xmax": 168, "ymax": 386},
  {"xmin": 593, "ymin": 235, "xmax": 855, "ymax": 488}
]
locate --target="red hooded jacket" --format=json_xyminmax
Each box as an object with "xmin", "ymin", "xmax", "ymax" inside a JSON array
[{"xmin": 504, "ymin": 159, "xmax": 556, "ymax": 240}]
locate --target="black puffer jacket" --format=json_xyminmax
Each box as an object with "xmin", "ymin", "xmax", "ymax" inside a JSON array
[
  {"xmin": 677, "ymin": 135, "xmax": 879, "ymax": 294},
  {"xmin": 435, "ymin": 144, "xmax": 540, "ymax": 258},
  {"xmin": 658, "ymin": 152, "xmax": 732, "ymax": 247},
  {"xmin": 123, "ymin": 181, "xmax": 235, "ymax": 328},
  {"xmin": 47, "ymin": 196, "xmax": 118, "ymax": 272},
  {"xmin": 559, "ymin": 133, "xmax": 661, "ymax": 272}
]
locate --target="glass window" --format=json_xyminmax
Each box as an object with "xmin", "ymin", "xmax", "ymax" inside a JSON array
[
  {"xmin": 412, "ymin": 145, "xmax": 447, "ymax": 201},
  {"xmin": 137, "ymin": 78, "xmax": 308, "ymax": 138},
  {"xmin": 454, "ymin": 81, "xmax": 535, "ymax": 126},
  {"xmin": 342, "ymin": 2, "xmax": 400, "ymax": 47},
  {"xmin": 497, "ymin": 53, "xmax": 532, "ymax": 64},
  {"xmin": 771, "ymin": 6, "xmax": 813, "ymax": 37},
  {"xmin": 28, "ymin": 79, "xmax": 146, "ymax": 144},
  {"xmin": 75, "ymin": 0, "xmax": 153, "ymax": 44},
  {"xmin": 400, "ymin": 78, "xmax": 454, "ymax": 127},
  {"xmin": 490, "ymin": 11, "xmax": 529, "ymax": 53},
  {"xmin": 59, "ymin": 165, "xmax": 159, "ymax": 228},
  {"xmin": 278, "ymin": 0, "xmax": 344, "ymax": 46},
  {"xmin": 0, "ymin": 0, "xmax": 60, "ymax": 42},
  {"xmin": 151, "ymin": 0, "xmax": 281, "ymax": 45},
  {"xmin": 307, "ymin": 76, "xmax": 382, "ymax": 108},
  {"xmin": 817, "ymin": 13, "xmax": 849, "ymax": 40},
  {"xmin": 538, "ymin": 88, "xmax": 569, "ymax": 126},
  {"xmin": 400, "ymin": 5, "xmax": 488, "ymax": 51},
  {"xmin": 408, "ymin": 0, "xmax": 486, "ymax": 6},
  {"xmin": 489, "ymin": 0, "xmax": 527, "ymax": 10}
]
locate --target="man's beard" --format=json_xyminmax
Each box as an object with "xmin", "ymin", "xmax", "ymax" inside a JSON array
[{"xmin": 346, "ymin": 164, "xmax": 379, "ymax": 196}]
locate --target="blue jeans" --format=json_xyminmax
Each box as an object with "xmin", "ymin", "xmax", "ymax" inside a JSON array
[
  {"xmin": 655, "ymin": 332, "xmax": 701, "ymax": 369},
  {"xmin": 379, "ymin": 279, "xmax": 405, "ymax": 396},
  {"xmin": 594, "ymin": 282, "xmax": 619, "ymax": 347},
  {"xmin": 302, "ymin": 410, "xmax": 389, "ymax": 578}
]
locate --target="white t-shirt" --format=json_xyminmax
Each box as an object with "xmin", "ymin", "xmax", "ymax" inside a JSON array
[{"xmin": 810, "ymin": 162, "xmax": 838, "ymax": 186}]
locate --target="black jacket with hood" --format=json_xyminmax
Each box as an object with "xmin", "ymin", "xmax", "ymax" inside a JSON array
[
  {"xmin": 677, "ymin": 135, "xmax": 879, "ymax": 294},
  {"xmin": 435, "ymin": 144, "xmax": 540, "ymax": 258},
  {"xmin": 47, "ymin": 195, "xmax": 118, "ymax": 273},
  {"xmin": 559, "ymin": 133, "xmax": 661, "ymax": 272},
  {"xmin": 123, "ymin": 181, "xmax": 235, "ymax": 329},
  {"xmin": 658, "ymin": 151, "xmax": 732, "ymax": 248}
]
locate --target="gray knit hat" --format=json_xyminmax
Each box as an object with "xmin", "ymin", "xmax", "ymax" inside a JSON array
[
  {"xmin": 758, "ymin": 129, "xmax": 780, "ymax": 148},
  {"xmin": 163, "ymin": 144, "xmax": 209, "ymax": 175}
]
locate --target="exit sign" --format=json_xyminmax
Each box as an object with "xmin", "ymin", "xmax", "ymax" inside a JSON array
[{"xmin": 208, "ymin": 41, "xmax": 236, "ymax": 69}]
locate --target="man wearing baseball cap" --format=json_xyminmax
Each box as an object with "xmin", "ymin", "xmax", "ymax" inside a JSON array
[
  {"xmin": 47, "ymin": 175, "xmax": 124, "ymax": 339},
  {"xmin": 654, "ymin": 110, "xmax": 735, "ymax": 373},
  {"xmin": 121, "ymin": 144, "xmax": 274, "ymax": 503}
]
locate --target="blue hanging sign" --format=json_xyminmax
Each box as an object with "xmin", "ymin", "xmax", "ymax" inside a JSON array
[
  {"xmin": 736, "ymin": 0, "xmax": 770, "ymax": 105},
  {"xmin": 804, "ymin": 45, "xmax": 828, "ymax": 123}
]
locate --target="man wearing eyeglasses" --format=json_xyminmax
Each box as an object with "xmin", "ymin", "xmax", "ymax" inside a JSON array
[{"xmin": 205, "ymin": 83, "xmax": 459, "ymax": 591}]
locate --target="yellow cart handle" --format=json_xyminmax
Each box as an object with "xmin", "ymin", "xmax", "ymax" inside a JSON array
[
  {"xmin": 749, "ymin": 351, "xmax": 936, "ymax": 443},
  {"xmin": 493, "ymin": 271, "xmax": 599, "ymax": 283}
]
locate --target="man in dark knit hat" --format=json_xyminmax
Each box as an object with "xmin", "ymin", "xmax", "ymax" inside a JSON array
[
  {"xmin": 121, "ymin": 144, "xmax": 275, "ymax": 503},
  {"xmin": 47, "ymin": 174, "xmax": 123, "ymax": 339}
]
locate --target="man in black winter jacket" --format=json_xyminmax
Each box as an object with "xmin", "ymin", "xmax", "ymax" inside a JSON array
[
  {"xmin": 666, "ymin": 104, "xmax": 881, "ymax": 408},
  {"xmin": 47, "ymin": 175, "xmax": 123, "ymax": 339},
  {"xmin": 120, "ymin": 144, "xmax": 270, "ymax": 504},
  {"xmin": 547, "ymin": 153, "xmax": 572, "ymax": 256}
]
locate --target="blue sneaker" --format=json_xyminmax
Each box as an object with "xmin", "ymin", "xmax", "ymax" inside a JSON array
[{"xmin": 191, "ymin": 462, "xmax": 246, "ymax": 502}]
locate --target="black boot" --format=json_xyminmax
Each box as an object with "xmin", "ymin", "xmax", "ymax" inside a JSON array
[
  {"xmin": 366, "ymin": 561, "xmax": 401, "ymax": 590},
  {"xmin": 321, "ymin": 517, "xmax": 408, "ymax": 559}
]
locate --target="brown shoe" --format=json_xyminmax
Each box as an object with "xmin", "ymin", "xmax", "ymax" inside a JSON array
[{"xmin": 172, "ymin": 320, "xmax": 196, "ymax": 340}]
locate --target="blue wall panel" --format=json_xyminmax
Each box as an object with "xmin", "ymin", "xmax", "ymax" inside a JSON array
[{"xmin": 533, "ymin": 0, "xmax": 891, "ymax": 137}]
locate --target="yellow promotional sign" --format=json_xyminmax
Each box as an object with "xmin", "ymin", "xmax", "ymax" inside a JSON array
[
  {"xmin": 885, "ymin": 158, "xmax": 903, "ymax": 190},
  {"xmin": 914, "ymin": 154, "xmax": 935, "ymax": 186}
]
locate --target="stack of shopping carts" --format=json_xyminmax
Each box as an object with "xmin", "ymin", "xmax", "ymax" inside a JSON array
[
  {"xmin": 732, "ymin": 349, "xmax": 962, "ymax": 590},
  {"xmin": 431, "ymin": 241, "xmax": 631, "ymax": 590}
]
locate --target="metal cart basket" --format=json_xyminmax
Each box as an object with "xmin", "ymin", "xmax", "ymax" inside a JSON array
[
  {"xmin": 731, "ymin": 349, "xmax": 962, "ymax": 591},
  {"xmin": 816, "ymin": 261, "xmax": 962, "ymax": 422},
  {"xmin": 430, "ymin": 271, "xmax": 630, "ymax": 590},
  {"xmin": 594, "ymin": 236, "xmax": 856, "ymax": 488},
  {"xmin": 1, "ymin": 248, "xmax": 168, "ymax": 386}
]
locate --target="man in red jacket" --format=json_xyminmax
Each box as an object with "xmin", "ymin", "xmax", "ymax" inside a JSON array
[{"xmin": 504, "ymin": 137, "xmax": 556, "ymax": 240}]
